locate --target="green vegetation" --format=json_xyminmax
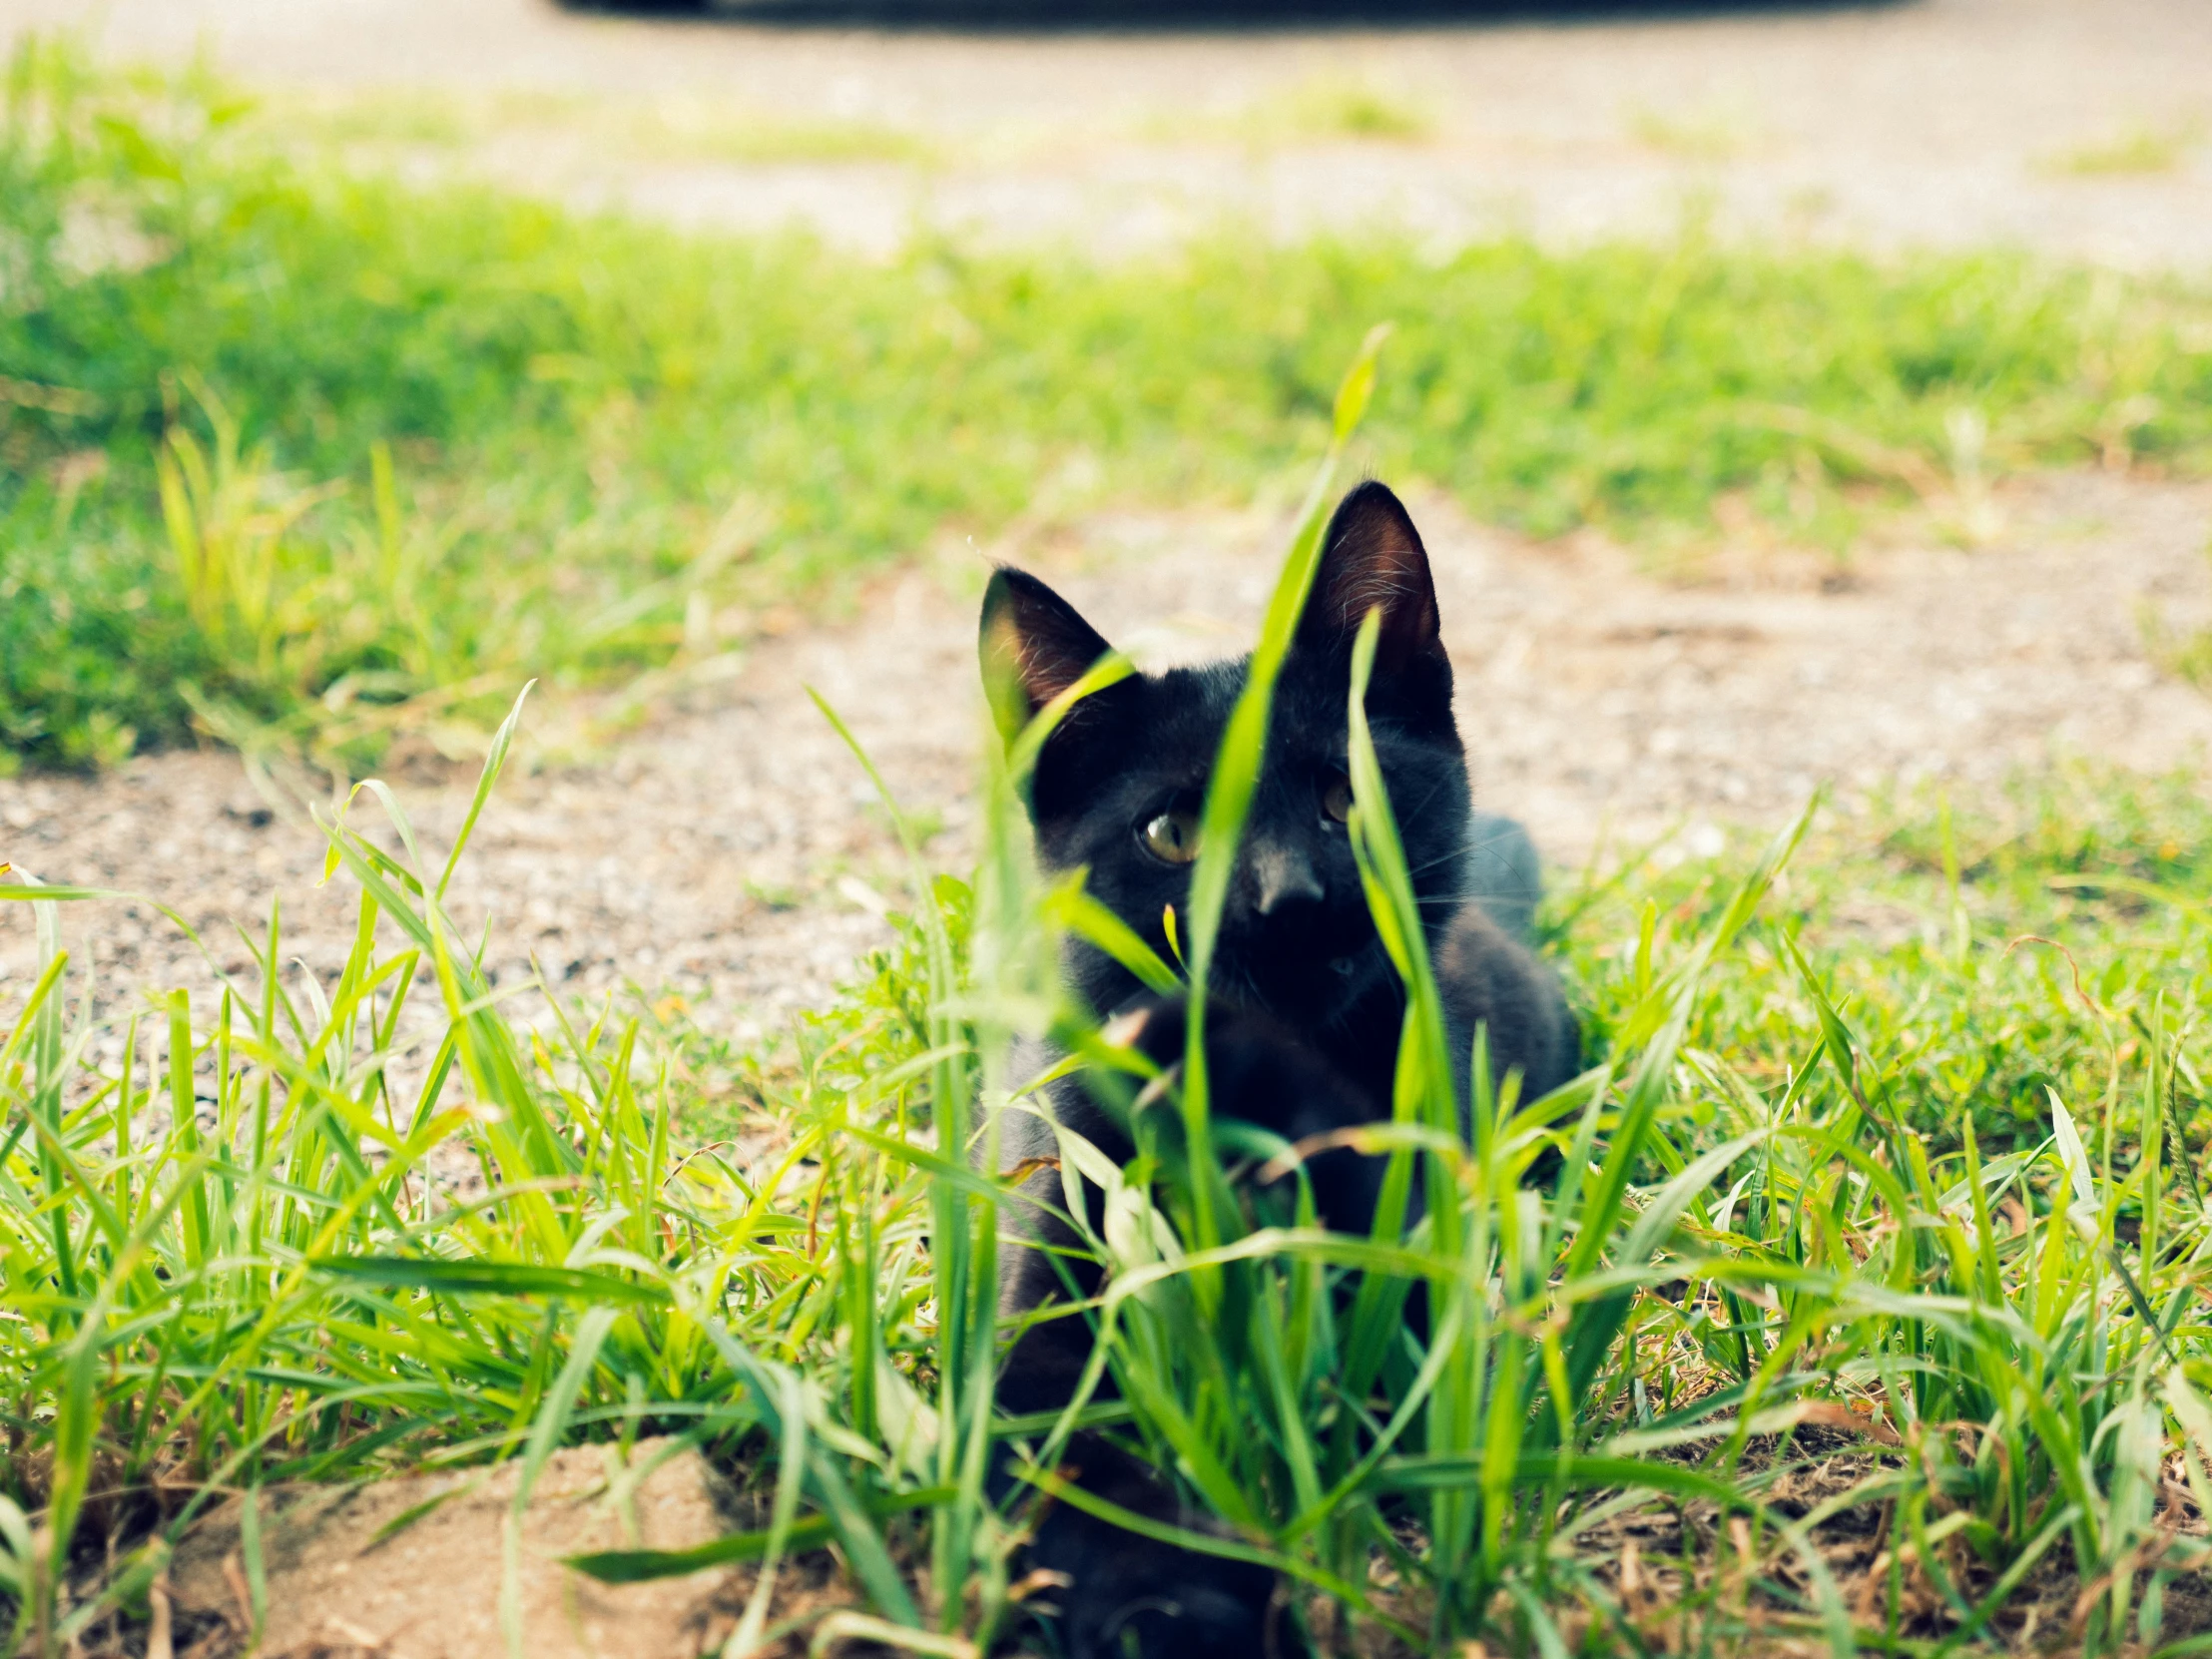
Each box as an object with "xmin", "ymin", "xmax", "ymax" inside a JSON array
[
  {"xmin": 6, "ymin": 43, "xmax": 2212, "ymax": 771},
  {"xmin": 1573, "ymin": 766, "xmax": 2212, "ymax": 1158},
  {"xmin": 1269, "ymin": 75, "xmax": 1433, "ymax": 143},
  {"xmin": 1627, "ymin": 102, "xmax": 1763, "ymax": 163},
  {"xmin": 2044, "ymin": 123, "xmax": 2201, "ymax": 179},
  {"xmin": 276, "ymin": 84, "xmax": 941, "ymax": 167},
  {"xmin": 2145, "ymin": 600, "xmax": 2212, "ymax": 697},
  {"xmin": 6, "ymin": 375, "xmax": 2212, "ymax": 1652},
  {"xmin": 1149, "ymin": 73, "xmax": 1439, "ymax": 146}
]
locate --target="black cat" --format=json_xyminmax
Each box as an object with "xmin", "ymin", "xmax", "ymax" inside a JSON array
[{"xmin": 978, "ymin": 481, "xmax": 1578, "ymax": 1658}]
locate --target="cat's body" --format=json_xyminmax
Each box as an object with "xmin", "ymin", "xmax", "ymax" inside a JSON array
[{"xmin": 979, "ymin": 482, "xmax": 1577, "ymax": 1657}]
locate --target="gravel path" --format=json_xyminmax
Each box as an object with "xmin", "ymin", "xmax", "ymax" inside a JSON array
[
  {"xmin": 6, "ymin": 0, "xmax": 2210, "ymax": 264},
  {"xmin": 8, "ymin": 472, "xmax": 2209, "ymax": 1038}
]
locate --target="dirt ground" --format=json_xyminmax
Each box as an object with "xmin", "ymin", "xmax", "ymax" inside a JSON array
[
  {"xmin": 5, "ymin": 471, "xmax": 2210, "ymax": 1041},
  {"xmin": 157, "ymin": 1440, "xmax": 802, "ymax": 1659},
  {"xmin": 3, "ymin": 0, "xmax": 2209, "ymax": 263},
  {"xmin": 4, "ymin": 0, "xmax": 2208, "ymax": 1027}
]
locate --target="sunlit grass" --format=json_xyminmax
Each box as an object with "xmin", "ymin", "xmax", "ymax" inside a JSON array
[
  {"xmin": 2142, "ymin": 598, "xmax": 2212, "ymax": 700},
  {"xmin": 1144, "ymin": 72, "xmax": 1436, "ymax": 147},
  {"xmin": 1256, "ymin": 73, "xmax": 1437, "ymax": 145},
  {"xmin": 7, "ymin": 42, "xmax": 2212, "ymax": 774},
  {"xmin": 5, "ymin": 456, "xmax": 2211, "ymax": 1654},
  {"xmin": 1627, "ymin": 102, "xmax": 1765, "ymax": 164},
  {"xmin": 2043, "ymin": 123, "xmax": 2201, "ymax": 179},
  {"xmin": 273, "ymin": 84, "xmax": 941, "ymax": 167}
]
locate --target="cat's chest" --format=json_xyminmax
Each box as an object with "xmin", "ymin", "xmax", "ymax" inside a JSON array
[{"xmin": 1302, "ymin": 989, "xmax": 1410, "ymax": 1111}]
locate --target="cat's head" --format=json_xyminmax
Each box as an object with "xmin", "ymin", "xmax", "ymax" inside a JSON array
[{"xmin": 979, "ymin": 481, "xmax": 1470, "ymax": 1028}]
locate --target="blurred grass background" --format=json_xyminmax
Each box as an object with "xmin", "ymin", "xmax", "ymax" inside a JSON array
[{"xmin": 4, "ymin": 41, "xmax": 2210, "ymax": 772}]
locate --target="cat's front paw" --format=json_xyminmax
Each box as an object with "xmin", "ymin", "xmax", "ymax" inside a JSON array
[
  {"xmin": 1098, "ymin": 994, "xmax": 1324, "ymax": 1113},
  {"xmin": 1032, "ymin": 1508, "xmax": 1295, "ymax": 1657},
  {"xmin": 1057, "ymin": 1573, "xmax": 1290, "ymax": 1659},
  {"xmin": 1022, "ymin": 1437, "xmax": 1302, "ymax": 1659},
  {"xmin": 1098, "ymin": 993, "xmax": 1383, "ymax": 1233},
  {"xmin": 1096, "ymin": 991, "xmax": 1193, "ymax": 1074}
]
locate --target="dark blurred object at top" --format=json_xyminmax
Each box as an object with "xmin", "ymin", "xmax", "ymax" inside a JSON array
[{"xmin": 556, "ymin": 0, "xmax": 1900, "ymax": 32}]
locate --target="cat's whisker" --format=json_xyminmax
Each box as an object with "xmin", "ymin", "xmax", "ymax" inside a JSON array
[
  {"xmin": 1401, "ymin": 851, "xmax": 1474, "ymax": 884},
  {"xmin": 1352, "ymin": 772, "xmax": 1444, "ymax": 825}
]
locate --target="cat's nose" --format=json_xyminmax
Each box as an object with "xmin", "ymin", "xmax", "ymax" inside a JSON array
[{"xmin": 1251, "ymin": 845, "xmax": 1324, "ymax": 915}]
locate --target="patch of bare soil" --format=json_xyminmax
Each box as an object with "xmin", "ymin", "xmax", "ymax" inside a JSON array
[
  {"xmin": 149, "ymin": 1439, "xmax": 852, "ymax": 1659},
  {"xmin": 4, "ymin": 470, "xmax": 2208, "ymax": 1046},
  {"xmin": 75, "ymin": 1424, "xmax": 2212, "ymax": 1656}
]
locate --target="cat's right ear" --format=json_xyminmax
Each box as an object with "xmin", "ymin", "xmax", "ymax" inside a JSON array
[
  {"xmin": 979, "ymin": 567, "xmax": 1118, "ymax": 748},
  {"xmin": 1298, "ymin": 480, "xmax": 1444, "ymax": 677}
]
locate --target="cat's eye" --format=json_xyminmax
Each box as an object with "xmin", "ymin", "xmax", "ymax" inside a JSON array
[
  {"xmin": 1322, "ymin": 773, "xmax": 1355, "ymax": 825},
  {"xmin": 1140, "ymin": 808, "xmax": 1201, "ymax": 865}
]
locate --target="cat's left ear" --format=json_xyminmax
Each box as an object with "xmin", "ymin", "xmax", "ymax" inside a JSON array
[
  {"xmin": 979, "ymin": 566, "xmax": 1119, "ymax": 747},
  {"xmin": 1296, "ymin": 481, "xmax": 1450, "ymax": 702}
]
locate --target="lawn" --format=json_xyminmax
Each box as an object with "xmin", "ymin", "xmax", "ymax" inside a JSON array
[
  {"xmin": 5, "ymin": 436, "xmax": 2212, "ymax": 1652},
  {"xmin": 5, "ymin": 37, "xmax": 2212, "ymax": 1659},
  {"xmin": 5, "ymin": 40, "xmax": 2211, "ymax": 771}
]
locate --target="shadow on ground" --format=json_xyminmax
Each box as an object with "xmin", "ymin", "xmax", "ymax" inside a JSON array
[{"xmin": 557, "ymin": 0, "xmax": 1907, "ymax": 36}]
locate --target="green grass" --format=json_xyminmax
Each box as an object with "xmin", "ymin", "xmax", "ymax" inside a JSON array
[
  {"xmin": 6, "ymin": 374, "xmax": 2212, "ymax": 1652},
  {"xmin": 6, "ymin": 41, "xmax": 2212, "ymax": 771},
  {"xmin": 2145, "ymin": 600, "xmax": 2212, "ymax": 698},
  {"xmin": 1147, "ymin": 74, "xmax": 1438, "ymax": 146},
  {"xmin": 276, "ymin": 84, "xmax": 942, "ymax": 167},
  {"xmin": 1628, "ymin": 103, "xmax": 1763, "ymax": 163},
  {"xmin": 1565, "ymin": 766, "xmax": 2212, "ymax": 1159},
  {"xmin": 2043, "ymin": 124, "xmax": 2201, "ymax": 179}
]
